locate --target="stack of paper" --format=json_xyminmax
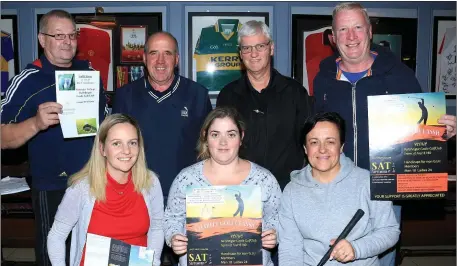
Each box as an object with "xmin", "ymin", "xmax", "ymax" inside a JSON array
[{"xmin": 0, "ymin": 176, "xmax": 30, "ymax": 195}]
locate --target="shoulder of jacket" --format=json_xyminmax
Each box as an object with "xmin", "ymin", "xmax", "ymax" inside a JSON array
[{"xmin": 12, "ymin": 67, "xmax": 42, "ymax": 85}]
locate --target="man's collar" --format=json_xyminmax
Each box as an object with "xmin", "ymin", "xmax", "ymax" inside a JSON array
[
  {"xmin": 233, "ymin": 67, "xmax": 289, "ymax": 95},
  {"xmin": 246, "ymin": 68, "xmax": 275, "ymax": 94},
  {"xmin": 35, "ymin": 54, "xmax": 77, "ymax": 72},
  {"xmin": 145, "ymin": 74, "xmax": 182, "ymax": 103},
  {"xmin": 145, "ymin": 74, "xmax": 179, "ymax": 93},
  {"xmin": 335, "ymin": 51, "xmax": 377, "ymax": 80}
]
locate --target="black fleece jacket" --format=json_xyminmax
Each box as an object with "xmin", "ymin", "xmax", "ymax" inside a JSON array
[{"xmin": 217, "ymin": 68, "xmax": 313, "ymax": 189}]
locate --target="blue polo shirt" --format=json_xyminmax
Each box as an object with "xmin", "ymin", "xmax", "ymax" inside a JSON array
[{"xmin": 1, "ymin": 55, "xmax": 107, "ymax": 190}]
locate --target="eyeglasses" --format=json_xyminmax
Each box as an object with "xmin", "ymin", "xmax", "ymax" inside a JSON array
[
  {"xmin": 41, "ymin": 32, "xmax": 77, "ymax": 40},
  {"xmin": 238, "ymin": 41, "xmax": 271, "ymax": 54}
]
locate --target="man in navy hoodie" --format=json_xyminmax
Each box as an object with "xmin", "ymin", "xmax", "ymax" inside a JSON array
[
  {"xmin": 314, "ymin": 2, "xmax": 456, "ymax": 266},
  {"xmin": 1, "ymin": 10, "xmax": 106, "ymax": 266}
]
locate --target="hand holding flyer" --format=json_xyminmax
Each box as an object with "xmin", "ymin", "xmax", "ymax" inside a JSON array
[{"xmin": 55, "ymin": 71, "xmax": 100, "ymax": 138}]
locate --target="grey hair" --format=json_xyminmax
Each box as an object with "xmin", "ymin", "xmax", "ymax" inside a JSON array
[
  {"xmin": 144, "ymin": 31, "xmax": 179, "ymax": 55},
  {"xmin": 237, "ymin": 20, "xmax": 273, "ymax": 45},
  {"xmin": 39, "ymin": 9, "xmax": 76, "ymax": 33},
  {"xmin": 332, "ymin": 2, "xmax": 371, "ymax": 31}
]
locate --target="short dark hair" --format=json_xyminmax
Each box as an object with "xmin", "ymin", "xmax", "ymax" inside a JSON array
[
  {"xmin": 197, "ymin": 106, "xmax": 246, "ymax": 160},
  {"xmin": 39, "ymin": 9, "xmax": 76, "ymax": 33},
  {"xmin": 303, "ymin": 112, "xmax": 346, "ymax": 145}
]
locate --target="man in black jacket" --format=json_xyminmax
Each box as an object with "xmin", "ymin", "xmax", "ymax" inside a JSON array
[{"xmin": 216, "ymin": 20, "xmax": 312, "ymax": 190}]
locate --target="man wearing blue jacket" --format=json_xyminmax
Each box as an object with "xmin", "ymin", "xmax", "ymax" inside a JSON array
[
  {"xmin": 1, "ymin": 10, "xmax": 107, "ymax": 266},
  {"xmin": 314, "ymin": 2, "xmax": 456, "ymax": 266}
]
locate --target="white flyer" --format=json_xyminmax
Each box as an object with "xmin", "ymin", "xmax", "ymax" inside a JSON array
[{"xmin": 55, "ymin": 71, "xmax": 100, "ymax": 138}]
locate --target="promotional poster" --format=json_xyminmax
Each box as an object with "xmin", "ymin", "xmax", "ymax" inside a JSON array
[
  {"xmin": 368, "ymin": 92, "xmax": 448, "ymax": 200},
  {"xmin": 186, "ymin": 185, "xmax": 262, "ymax": 266}
]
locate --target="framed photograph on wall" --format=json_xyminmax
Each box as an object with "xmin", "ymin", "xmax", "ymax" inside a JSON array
[
  {"xmin": 188, "ymin": 12, "xmax": 269, "ymax": 94},
  {"xmin": 431, "ymin": 16, "xmax": 456, "ymax": 98},
  {"xmin": 0, "ymin": 14, "xmax": 20, "ymax": 97},
  {"xmin": 291, "ymin": 15, "xmax": 417, "ymax": 96},
  {"xmin": 120, "ymin": 25, "xmax": 147, "ymax": 63}
]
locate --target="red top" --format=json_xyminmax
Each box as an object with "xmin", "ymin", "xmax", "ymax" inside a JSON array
[{"xmin": 79, "ymin": 172, "xmax": 149, "ymax": 265}]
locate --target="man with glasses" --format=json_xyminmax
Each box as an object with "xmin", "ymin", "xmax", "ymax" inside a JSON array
[
  {"xmin": 217, "ymin": 20, "xmax": 313, "ymax": 191},
  {"xmin": 1, "ymin": 9, "xmax": 106, "ymax": 266}
]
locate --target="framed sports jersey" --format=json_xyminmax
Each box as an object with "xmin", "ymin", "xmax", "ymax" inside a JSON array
[
  {"xmin": 291, "ymin": 14, "xmax": 417, "ymax": 96},
  {"xmin": 431, "ymin": 16, "xmax": 456, "ymax": 98},
  {"xmin": 188, "ymin": 12, "xmax": 269, "ymax": 94},
  {"xmin": 0, "ymin": 15, "xmax": 19, "ymax": 97}
]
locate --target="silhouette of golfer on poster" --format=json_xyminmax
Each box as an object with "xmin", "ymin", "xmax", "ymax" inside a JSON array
[
  {"xmin": 233, "ymin": 192, "xmax": 244, "ymax": 217},
  {"xmin": 417, "ymin": 98, "xmax": 428, "ymax": 125}
]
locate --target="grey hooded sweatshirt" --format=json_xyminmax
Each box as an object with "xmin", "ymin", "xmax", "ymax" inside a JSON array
[{"xmin": 278, "ymin": 154, "xmax": 400, "ymax": 266}]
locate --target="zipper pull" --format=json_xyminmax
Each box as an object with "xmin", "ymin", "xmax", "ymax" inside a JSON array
[{"xmin": 253, "ymin": 109, "xmax": 264, "ymax": 114}]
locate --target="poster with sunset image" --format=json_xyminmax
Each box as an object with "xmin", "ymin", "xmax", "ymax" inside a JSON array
[
  {"xmin": 368, "ymin": 92, "xmax": 448, "ymax": 200},
  {"xmin": 186, "ymin": 185, "xmax": 262, "ymax": 266}
]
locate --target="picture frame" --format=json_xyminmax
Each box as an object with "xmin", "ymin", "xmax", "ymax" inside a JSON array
[
  {"xmin": 120, "ymin": 25, "xmax": 147, "ymax": 63},
  {"xmin": 431, "ymin": 16, "xmax": 456, "ymax": 98},
  {"xmin": 188, "ymin": 12, "xmax": 269, "ymax": 95},
  {"xmin": 0, "ymin": 14, "xmax": 20, "ymax": 97},
  {"xmin": 291, "ymin": 14, "xmax": 417, "ymax": 96}
]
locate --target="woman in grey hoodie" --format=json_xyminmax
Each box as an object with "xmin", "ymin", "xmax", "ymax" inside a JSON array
[{"xmin": 278, "ymin": 112, "xmax": 400, "ymax": 266}]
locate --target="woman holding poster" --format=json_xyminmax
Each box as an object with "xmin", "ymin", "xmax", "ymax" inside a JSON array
[
  {"xmin": 47, "ymin": 114, "xmax": 164, "ymax": 266},
  {"xmin": 278, "ymin": 112, "xmax": 400, "ymax": 266},
  {"xmin": 164, "ymin": 107, "xmax": 281, "ymax": 266}
]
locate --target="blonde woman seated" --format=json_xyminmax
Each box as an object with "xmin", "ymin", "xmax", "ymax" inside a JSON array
[
  {"xmin": 279, "ymin": 112, "xmax": 400, "ymax": 266},
  {"xmin": 164, "ymin": 107, "xmax": 282, "ymax": 266},
  {"xmin": 47, "ymin": 114, "xmax": 164, "ymax": 266}
]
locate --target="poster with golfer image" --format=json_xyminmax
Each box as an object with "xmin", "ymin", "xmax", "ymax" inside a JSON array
[
  {"xmin": 55, "ymin": 71, "xmax": 100, "ymax": 138},
  {"xmin": 186, "ymin": 185, "xmax": 262, "ymax": 266},
  {"xmin": 368, "ymin": 92, "xmax": 448, "ymax": 200}
]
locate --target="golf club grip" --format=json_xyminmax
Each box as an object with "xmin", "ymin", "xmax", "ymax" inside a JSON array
[{"xmin": 316, "ymin": 209, "xmax": 365, "ymax": 266}]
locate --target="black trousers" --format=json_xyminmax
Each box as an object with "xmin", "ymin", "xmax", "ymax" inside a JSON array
[{"xmin": 31, "ymin": 189, "xmax": 70, "ymax": 266}]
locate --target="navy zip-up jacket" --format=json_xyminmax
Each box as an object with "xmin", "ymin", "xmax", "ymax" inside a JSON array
[
  {"xmin": 1, "ymin": 55, "xmax": 107, "ymax": 191},
  {"xmin": 313, "ymin": 44, "xmax": 422, "ymax": 170}
]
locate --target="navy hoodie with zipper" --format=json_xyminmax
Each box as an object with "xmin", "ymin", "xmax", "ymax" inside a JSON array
[{"xmin": 313, "ymin": 44, "xmax": 422, "ymax": 169}]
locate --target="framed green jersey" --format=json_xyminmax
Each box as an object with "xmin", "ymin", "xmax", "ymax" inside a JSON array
[{"xmin": 188, "ymin": 12, "xmax": 269, "ymax": 94}]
